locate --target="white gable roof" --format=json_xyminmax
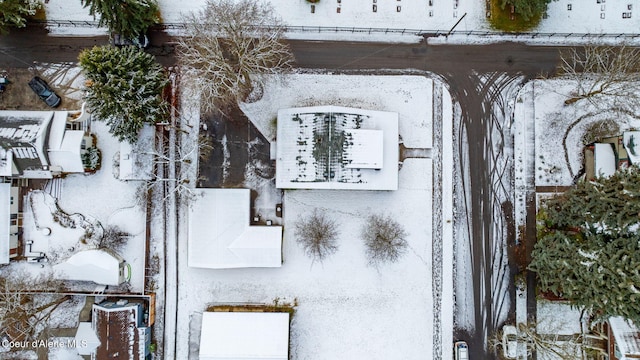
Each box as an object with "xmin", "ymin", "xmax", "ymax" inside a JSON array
[
  {"xmin": 53, "ymin": 249, "xmax": 125, "ymax": 286},
  {"xmin": 199, "ymin": 312, "xmax": 290, "ymax": 360},
  {"xmin": 48, "ymin": 130, "xmax": 84, "ymax": 173},
  {"xmin": 594, "ymin": 143, "xmax": 616, "ymax": 178},
  {"xmin": 0, "ymin": 183, "xmax": 9, "ymax": 264},
  {"xmin": 188, "ymin": 189, "xmax": 282, "ymax": 269}
]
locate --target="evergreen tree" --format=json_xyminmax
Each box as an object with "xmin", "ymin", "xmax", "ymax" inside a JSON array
[
  {"xmin": 81, "ymin": 0, "xmax": 159, "ymax": 38},
  {"xmin": 530, "ymin": 166, "xmax": 640, "ymax": 323},
  {"xmin": 500, "ymin": 0, "xmax": 551, "ymax": 21},
  {"xmin": 79, "ymin": 46, "xmax": 168, "ymax": 143},
  {"xmin": 0, "ymin": 0, "xmax": 41, "ymax": 34}
]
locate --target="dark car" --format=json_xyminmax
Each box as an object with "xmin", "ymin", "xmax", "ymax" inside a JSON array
[
  {"xmin": 111, "ymin": 33, "xmax": 149, "ymax": 48},
  {"xmin": 28, "ymin": 76, "xmax": 61, "ymax": 108}
]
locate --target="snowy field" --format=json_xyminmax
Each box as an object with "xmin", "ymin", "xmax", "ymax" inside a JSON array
[
  {"xmin": 44, "ymin": 0, "xmax": 640, "ymax": 38},
  {"xmin": 175, "ymin": 74, "xmax": 451, "ymax": 359}
]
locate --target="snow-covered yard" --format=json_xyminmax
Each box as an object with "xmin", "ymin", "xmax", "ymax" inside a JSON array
[
  {"xmin": 179, "ymin": 159, "xmax": 434, "ymax": 360},
  {"xmin": 524, "ymin": 79, "xmax": 640, "ymax": 187},
  {"xmin": 175, "ymin": 74, "xmax": 452, "ymax": 359},
  {"xmin": 43, "ymin": 0, "xmax": 640, "ymax": 38}
]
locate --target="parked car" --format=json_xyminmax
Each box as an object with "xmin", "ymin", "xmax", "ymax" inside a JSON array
[
  {"xmin": 454, "ymin": 341, "xmax": 469, "ymax": 360},
  {"xmin": 111, "ymin": 33, "xmax": 149, "ymax": 48},
  {"xmin": 502, "ymin": 325, "xmax": 518, "ymax": 359},
  {"xmin": 28, "ymin": 76, "xmax": 61, "ymax": 108}
]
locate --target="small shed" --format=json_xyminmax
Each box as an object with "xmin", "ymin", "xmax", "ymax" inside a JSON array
[
  {"xmin": 199, "ymin": 312, "xmax": 290, "ymax": 360},
  {"xmin": 53, "ymin": 249, "xmax": 130, "ymax": 286}
]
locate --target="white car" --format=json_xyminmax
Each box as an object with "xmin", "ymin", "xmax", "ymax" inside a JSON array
[
  {"xmin": 454, "ymin": 341, "xmax": 469, "ymax": 360},
  {"xmin": 502, "ymin": 325, "xmax": 518, "ymax": 359}
]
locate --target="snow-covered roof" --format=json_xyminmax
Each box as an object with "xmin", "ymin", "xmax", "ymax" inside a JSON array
[
  {"xmin": 609, "ymin": 317, "xmax": 640, "ymax": 358},
  {"xmin": 92, "ymin": 302, "xmax": 145, "ymax": 360},
  {"xmin": 74, "ymin": 322, "xmax": 100, "ymax": 356},
  {"xmin": 199, "ymin": 312, "xmax": 290, "ymax": 360},
  {"xmin": 0, "ymin": 183, "xmax": 9, "ymax": 264},
  {"xmin": 188, "ymin": 189, "xmax": 283, "ymax": 269},
  {"xmin": 276, "ymin": 106, "xmax": 399, "ymax": 190},
  {"xmin": 343, "ymin": 129, "xmax": 384, "ymax": 169},
  {"xmin": 48, "ymin": 130, "xmax": 84, "ymax": 173},
  {"xmin": 623, "ymin": 131, "xmax": 640, "ymax": 165},
  {"xmin": 594, "ymin": 143, "xmax": 616, "ymax": 178},
  {"xmin": 53, "ymin": 249, "xmax": 126, "ymax": 286}
]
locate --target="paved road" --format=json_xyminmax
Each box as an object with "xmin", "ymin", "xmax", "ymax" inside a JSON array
[{"xmin": 0, "ymin": 27, "xmax": 562, "ymax": 359}]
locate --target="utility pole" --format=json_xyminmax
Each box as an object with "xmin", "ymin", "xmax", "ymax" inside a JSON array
[{"xmin": 447, "ymin": 12, "xmax": 467, "ymax": 36}]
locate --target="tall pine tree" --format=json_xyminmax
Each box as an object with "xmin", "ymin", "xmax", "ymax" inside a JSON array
[
  {"xmin": 0, "ymin": 0, "xmax": 41, "ymax": 34},
  {"xmin": 531, "ymin": 166, "xmax": 640, "ymax": 323},
  {"xmin": 79, "ymin": 46, "xmax": 168, "ymax": 143},
  {"xmin": 81, "ymin": 0, "xmax": 159, "ymax": 38}
]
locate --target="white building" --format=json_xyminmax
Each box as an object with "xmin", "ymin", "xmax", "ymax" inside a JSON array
[
  {"xmin": 52, "ymin": 249, "xmax": 131, "ymax": 286},
  {"xmin": 188, "ymin": 189, "xmax": 283, "ymax": 269},
  {"xmin": 0, "ymin": 109, "xmax": 92, "ymax": 178},
  {"xmin": 199, "ymin": 312, "xmax": 290, "ymax": 360},
  {"xmin": 275, "ymin": 106, "xmax": 399, "ymax": 190}
]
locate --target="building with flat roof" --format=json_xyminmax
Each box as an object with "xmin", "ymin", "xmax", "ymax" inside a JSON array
[
  {"xmin": 275, "ymin": 106, "xmax": 399, "ymax": 190},
  {"xmin": 188, "ymin": 189, "xmax": 283, "ymax": 269},
  {"xmin": 199, "ymin": 311, "xmax": 290, "ymax": 360}
]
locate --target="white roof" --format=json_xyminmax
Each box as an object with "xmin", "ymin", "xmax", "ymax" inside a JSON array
[
  {"xmin": 0, "ymin": 183, "xmax": 9, "ymax": 264},
  {"xmin": 199, "ymin": 312, "xmax": 290, "ymax": 360},
  {"xmin": 53, "ymin": 249, "xmax": 124, "ymax": 286},
  {"xmin": 48, "ymin": 130, "xmax": 84, "ymax": 173},
  {"xmin": 609, "ymin": 316, "xmax": 640, "ymax": 357},
  {"xmin": 343, "ymin": 129, "xmax": 384, "ymax": 169},
  {"xmin": 74, "ymin": 322, "xmax": 100, "ymax": 355},
  {"xmin": 276, "ymin": 106, "xmax": 398, "ymax": 190},
  {"xmin": 188, "ymin": 189, "xmax": 282, "ymax": 269},
  {"xmin": 594, "ymin": 143, "xmax": 616, "ymax": 178},
  {"xmin": 624, "ymin": 131, "xmax": 640, "ymax": 165}
]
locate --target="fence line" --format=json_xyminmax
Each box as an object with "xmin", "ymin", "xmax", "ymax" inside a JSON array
[{"xmin": 37, "ymin": 20, "xmax": 640, "ymax": 40}]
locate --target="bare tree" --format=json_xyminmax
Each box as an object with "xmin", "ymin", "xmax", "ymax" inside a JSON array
[
  {"xmin": 294, "ymin": 209, "xmax": 340, "ymax": 263},
  {"xmin": 558, "ymin": 45, "xmax": 640, "ymax": 108},
  {"xmin": 145, "ymin": 133, "xmax": 213, "ymax": 205},
  {"xmin": 362, "ymin": 214, "xmax": 408, "ymax": 266},
  {"xmin": 98, "ymin": 225, "xmax": 131, "ymax": 252},
  {"xmin": 177, "ymin": 0, "xmax": 294, "ymax": 112},
  {"xmin": 0, "ymin": 271, "xmax": 70, "ymax": 343}
]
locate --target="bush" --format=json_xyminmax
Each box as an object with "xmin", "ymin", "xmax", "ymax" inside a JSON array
[
  {"xmin": 362, "ymin": 214, "xmax": 408, "ymax": 266},
  {"xmin": 81, "ymin": 147, "xmax": 101, "ymax": 171},
  {"xmin": 294, "ymin": 209, "xmax": 339, "ymax": 262}
]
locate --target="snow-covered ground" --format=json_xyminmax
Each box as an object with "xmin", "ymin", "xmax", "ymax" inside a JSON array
[
  {"xmin": 174, "ymin": 74, "xmax": 453, "ymax": 359},
  {"xmin": 44, "ymin": 0, "xmax": 640, "ymax": 39}
]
